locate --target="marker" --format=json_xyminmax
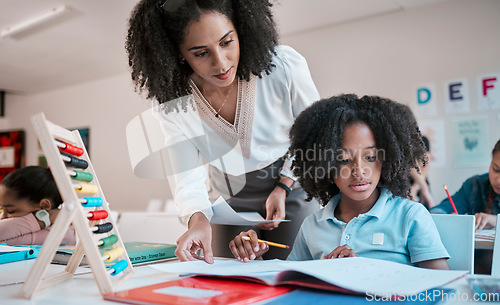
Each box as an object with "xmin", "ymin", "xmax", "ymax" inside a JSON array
[
  {"xmin": 443, "ymin": 185, "xmax": 458, "ymax": 214},
  {"xmin": 242, "ymin": 236, "xmax": 290, "ymax": 249}
]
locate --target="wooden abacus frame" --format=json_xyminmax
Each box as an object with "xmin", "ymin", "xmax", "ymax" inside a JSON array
[{"xmin": 20, "ymin": 113, "xmax": 134, "ymax": 298}]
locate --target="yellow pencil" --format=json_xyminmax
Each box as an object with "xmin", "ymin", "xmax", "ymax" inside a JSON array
[{"xmin": 242, "ymin": 236, "xmax": 290, "ymax": 249}]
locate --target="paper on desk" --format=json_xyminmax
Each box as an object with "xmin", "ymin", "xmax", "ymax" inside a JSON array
[
  {"xmin": 475, "ymin": 229, "xmax": 495, "ymax": 241},
  {"xmin": 210, "ymin": 196, "xmax": 290, "ymax": 225}
]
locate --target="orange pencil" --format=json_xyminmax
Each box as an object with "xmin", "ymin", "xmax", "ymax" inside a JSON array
[
  {"xmin": 443, "ymin": 184, "xmax": 458, "ymax": 214},
  {"xmin": 242, "ymin": 236, "xmax": 290, "ymax": 249}
]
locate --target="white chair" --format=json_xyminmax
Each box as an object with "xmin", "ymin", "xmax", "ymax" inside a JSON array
[
  {"xmin": 490, "ymin": 215, "xmax": 500, "ymax": 277},
  {"xmin": 431, "ymin": 214, "xmax": 475, "ymax": 273}
]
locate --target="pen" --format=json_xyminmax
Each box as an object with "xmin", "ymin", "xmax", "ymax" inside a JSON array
[
  {"xmin": 443, "ymin": 184, "xmax": 458, "ymax": 214},
  {"xmin": 242, "ymin": 236, "xmax": 290, "ymax": 249}
]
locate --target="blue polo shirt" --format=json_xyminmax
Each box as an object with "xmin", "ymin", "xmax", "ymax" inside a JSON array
[{"xmin": 288, "ymin": 188, "xmax": 449, "ymax": 265}]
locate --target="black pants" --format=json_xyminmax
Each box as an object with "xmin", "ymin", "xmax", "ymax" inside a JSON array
[{"xmin": 208, "ymin": 158, "xmax": 320, "ymax": 260}]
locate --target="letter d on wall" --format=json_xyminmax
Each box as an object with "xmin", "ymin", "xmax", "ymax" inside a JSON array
[
  {"xmin": 417, "ymin": 88, "xmax": 432, "ymax": 104},
  {"xmin": 415, "ymin": 83, "xmax": 437, "ymax": 117}
]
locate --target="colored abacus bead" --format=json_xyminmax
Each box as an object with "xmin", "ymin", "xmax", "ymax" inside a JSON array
[
  {"xmin": 72, "ymin": 170, "xmax": 93, "ymax": 182},
  {"xmin": 58, "ymin": 141, "xmax": 84, "ymax": 156},
  {"xmin": 103, "ymin": 247, "xmax": 124, "ymax": 263},
  {"xmin": 81, "ymin": 197, "xmax": 103, "ymax": 207},
  {"xmin": 109, "ymin": 260, "xmax": 128, "ymax": 276},
  {"xmin": 61, "ymin": 153, "xmax": 88, "ymax": 169},
  {"xmin": 98, "ymin": 234, "xmax": 118, "ymax": 248},
  {"xmin": 75, "ymin": 183, "xmax": 98, "ymax": 194},
  {"xmin": 91, "ymin": 222, "xmax": 113, "ymax": 233},
  {"xmin": 88, "ymin": 210, "xmax": 108, "ymax": 221}
]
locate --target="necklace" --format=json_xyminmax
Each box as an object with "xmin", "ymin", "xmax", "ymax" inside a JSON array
[{"xmin": 203, "ymin": 81, "xmax": 234, "ymax": 118}]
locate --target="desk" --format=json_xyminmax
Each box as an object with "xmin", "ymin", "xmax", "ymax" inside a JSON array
[{"xmin": 0, "ymin": 260, "xmax": 487, "ymax": 305}]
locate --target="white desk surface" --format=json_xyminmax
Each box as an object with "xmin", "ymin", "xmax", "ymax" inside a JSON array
[{"xmin": 0, "ymin": 259, "xmax": 489, "ymax": 305}]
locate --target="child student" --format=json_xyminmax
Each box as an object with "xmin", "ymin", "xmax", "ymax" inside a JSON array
[
  {"xmin": 431, "ymin": 139, "xmax": 500, "ymax": 232},
  {"xmin": 229, "ymin": 94, "xmax": 450, "ymax": 269},
  {"xmin": 0, "ymin": 166, "xmax": 76, "ymax": 246}
]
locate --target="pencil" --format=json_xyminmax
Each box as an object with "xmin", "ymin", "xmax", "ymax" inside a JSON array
[
  {"xmin": 242, "ymin": 236, "xmax": 290, "ymax": 249},
  {"xmin": 443, "ymin": 184, "xmax": 459, "ymax": 214}
]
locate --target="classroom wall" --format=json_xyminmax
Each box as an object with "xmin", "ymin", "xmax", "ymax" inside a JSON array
[
  {"xmin": 282, "ymin": 0, "xmax": 500, "ymax": 203},
  {"xmin": 3, "ymin": 0, "xmax": 499, "ymax": 211},
  {"xmin": 3, "ymin": 74, "xmax": 171, "ymax": 211}
]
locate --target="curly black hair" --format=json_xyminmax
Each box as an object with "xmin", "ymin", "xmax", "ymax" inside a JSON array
[
  {"xmin": 126, "ymin": 0, "xmax": 278, "ymax": 110},
  {"xmin": 2, "ymin": 166, "xmax": 63, "ymax": 209},
  {"xmin": 289, "ymin": 94, "xmax": 427, "ymax": 206}
]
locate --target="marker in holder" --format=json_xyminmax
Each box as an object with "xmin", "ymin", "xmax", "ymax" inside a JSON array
[
  {"xmin": 56, "ymin": 141, "xmax": 84, "ymax": 156},
  {"xmin": 108, "ymin": 260, "xmax": 129, "ymax": 276},
  {"xmin": 98, "ymin": 235, "xmax": 118, "ymax": 248},
  {"xmin": 91, "ymin": 223, "xmax": 113, "ymax": 234},
  {"xmin": 103, "ymin": 247, "xmax": 124, "ymax": 263},
  {"xmin": 75, "ymin": 183, "xmax": 98, "ymax": 195},
  {"xmin": 68, "ymin": 170, "xmax": 93, "ymax": 182},
  {"xmin": 87, "ymin": 210, "xmax": 108, "ymax": 221},
  {"xmin": 61, "ymin": 153, "xmax": 88, "ymax": 169},
  {"xmin": 81, "ymin": 197, "xmax": 103, "ymax": 207}
]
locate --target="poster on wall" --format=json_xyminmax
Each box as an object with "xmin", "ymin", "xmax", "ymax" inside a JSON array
[
  {"xmin": 0, "ymin": 130, "xmax": 25, "ymax": 182},
  {"xmin": 476, "ymin": 72, "xmax": 500, "ymax": 110},
  {"xmin": 452, "ymin": 116, "xmax": 490, "ymax": 168},
  {"xmin": 415, "ymin": 83, "xmax": 438, "ymax": 117},
  {"xmin": 418, "ymin": 120, "xmax": 446, "ymax": 169},
  {"xmin": 444, "ymin": 78, "xmax": 470, "ymax": 114}
]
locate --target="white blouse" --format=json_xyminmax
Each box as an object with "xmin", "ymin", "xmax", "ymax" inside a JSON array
[{"xmin": 155, "ymin": 45, "xmax": 319, "ymax": 224}]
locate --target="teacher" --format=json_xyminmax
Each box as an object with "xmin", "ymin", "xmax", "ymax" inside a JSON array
[{"xmin": 126, "ymin": 0, "xmax": 320, "ymax": 263}]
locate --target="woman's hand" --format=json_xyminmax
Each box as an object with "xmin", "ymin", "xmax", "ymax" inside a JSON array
[
  {"xmin": 175, "ymin": 212, "xmax": 214, "ymax": 264},
  {"xmin": 475, "ymin": 212, "xmax": 497, "ymax": 232},
  {"xmin": 255, "ymin": 187, "xmax": 286, "ymax": 230},
  {"xmin": 323, "ymin": 245, "xmax": 358, "ymax": 259},
  {"xmin": 229, "ymin": 230, "xmax": 268, "ymax": 262}
]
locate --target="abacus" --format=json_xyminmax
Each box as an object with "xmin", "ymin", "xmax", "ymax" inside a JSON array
[{"xmin": 20, "ymin": 113, "xmax": 133, "ymax": 298}]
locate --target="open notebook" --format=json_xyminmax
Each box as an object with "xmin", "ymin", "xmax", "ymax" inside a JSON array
[{"xmin": 151, "ymin": 257, "xmax": 467, "ymax": 297}]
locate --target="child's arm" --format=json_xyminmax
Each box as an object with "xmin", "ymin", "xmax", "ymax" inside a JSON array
[
  {"xmin": 323, "ymin": 244, "xmax": 358, "ymax": 259},
  {"xmin": 229, "ymin": 230, "xmax": 269, "ymax": 263},
  {"xmin": 417, "ymin": 258, "xmax": 450, "ymax": 270},
  {"xmin": 0, "ymin": 213, "xmax": 48, "ymax": 245}
]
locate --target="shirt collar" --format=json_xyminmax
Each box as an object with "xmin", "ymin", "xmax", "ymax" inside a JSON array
[{"xmin": 317, "ymin": 188, "xmax": 391, "ymax": 222}]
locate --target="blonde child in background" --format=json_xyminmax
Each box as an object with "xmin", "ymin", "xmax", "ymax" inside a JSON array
[
  {"xmin": 0, "ymin": 166, "xmax": 75, "ymax": 245},
  {"xmin": 230, "ymin": 94, "xmax": 450, "ymax": 270}
]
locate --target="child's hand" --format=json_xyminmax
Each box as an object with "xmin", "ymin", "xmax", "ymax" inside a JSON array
[
  {"xmin": 229, "ymin": 230, "xmax": 269, "ymax": 262},
  {"xmin": 48, "ymin": 208, "xmax": 60, "ymax": 225},
  {"xmin": 475, "ymin": 213, "xmax": 497, "ymax": 232},
  {"xmin": 323, "ymin": 245, "xmax": 358, "ymax": 259}
]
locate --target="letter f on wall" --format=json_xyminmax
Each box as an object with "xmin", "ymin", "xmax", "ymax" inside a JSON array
[{"xmin": 482, "ymin": 77, "xmax": 497, "ymax": 96}]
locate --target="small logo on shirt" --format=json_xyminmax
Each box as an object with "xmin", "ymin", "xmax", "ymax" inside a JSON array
[{"xmin": 372, "ymin": 233, "xmax": 384, "ymax": 245}]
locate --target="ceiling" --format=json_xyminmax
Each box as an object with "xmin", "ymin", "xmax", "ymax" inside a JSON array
[{"xmin": 0, "ymin": 0, "xmax": 454, "ymax": 95}]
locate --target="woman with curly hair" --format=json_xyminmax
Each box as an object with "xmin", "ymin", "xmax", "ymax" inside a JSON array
[
  {"xmin": 230, "ymin": 94, "xmax": 450, "ymax": 269},
  {"xmin": 126, "ymin": 0, "xmax": 320, "ymax": 263}
]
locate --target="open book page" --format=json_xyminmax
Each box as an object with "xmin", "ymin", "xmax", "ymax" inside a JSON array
[
  {"xmin": 152, "ymin": 257, "xmax": 467, "ymax": 296},
  {"xmin": 475, "ymin": 229, "xmax": 495, "ymax": 241},
  {"xmin": 210, "ymin": 196, "xmax": 290, "ymax": 225}
]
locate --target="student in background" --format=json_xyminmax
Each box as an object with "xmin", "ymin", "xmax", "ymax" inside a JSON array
[
  {"xmin": 230, "ymin": 94, "xmax": 450, "ymax": 270},
  {"xmin": 430, "ymin": 139, "xmax": 500, "ymax": 232},
  {"xmin": 410, "ymin": 136, "xmax": 436, "ymax": 208},
  {"xmin": 126, "ymin": 0, "xmax": 320, "ymax": 262},
  {"xmin": 0, "ymin": 166, "xmax": 75, "ymax": 246}
]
